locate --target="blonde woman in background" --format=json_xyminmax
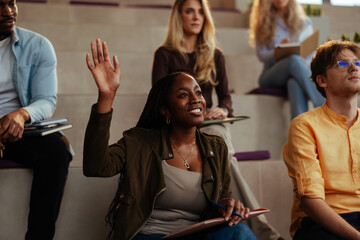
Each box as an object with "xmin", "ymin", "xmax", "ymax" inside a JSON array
[
  {"xmin": 152, "ymin": 1, "xmax": 282, "ymax": 239},
  {"xmin": 250, "ymin": 0, "xmax": 325, "ymax": 119}
]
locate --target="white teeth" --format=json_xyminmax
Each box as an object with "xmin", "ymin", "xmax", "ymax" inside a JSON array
[{"xmin": 190, "ymin": 109, "xmax": 201, "ymax": 113}]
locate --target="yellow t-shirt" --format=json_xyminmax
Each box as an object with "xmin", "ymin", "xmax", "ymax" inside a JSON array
[{"xmin": 283, "ymin": 104, "xmax": 360, "ymax": 237}]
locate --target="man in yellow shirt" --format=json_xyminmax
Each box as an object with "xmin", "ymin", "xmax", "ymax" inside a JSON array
[{"xmin": 283, "ymin": 40, "xmax": 360, "ymax": 240}]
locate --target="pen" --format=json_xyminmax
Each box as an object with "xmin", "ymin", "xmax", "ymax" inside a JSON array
[{"xmin": 211, "ymin": 201, "xmax": 242, "ymax": 218}]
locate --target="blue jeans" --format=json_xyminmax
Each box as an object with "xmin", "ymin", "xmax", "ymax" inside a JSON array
[
  {"xmin": 259, "ymin": 55, "xmax": 325, "ymax": 119},
  {"xmin": 133, "ymin": 222, "xmax": 257, "ymax": 240}
]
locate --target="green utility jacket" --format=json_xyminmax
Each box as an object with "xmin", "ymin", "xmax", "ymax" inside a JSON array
[{"xmin": 83, "ymin": 106, "xmax": 232, "ymax": 240}]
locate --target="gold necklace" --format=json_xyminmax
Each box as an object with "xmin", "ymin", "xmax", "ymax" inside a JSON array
[{"xmin": 170, "ymin": 138, "xmax": 196, "ymax": 171}]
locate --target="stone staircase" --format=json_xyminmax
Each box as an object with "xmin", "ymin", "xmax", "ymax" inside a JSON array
[{"xmin": 1, "ymin": 1, "xmax": 336, "ymax": 239}]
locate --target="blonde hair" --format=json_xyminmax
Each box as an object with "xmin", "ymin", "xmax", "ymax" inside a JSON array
[
  {"xmin": 249, "ymin": 0, "xmax": 307, "ymax": 47},
  {"xmin": 162, "ymin": 0, "xmax": 217, "ymax": 85}
]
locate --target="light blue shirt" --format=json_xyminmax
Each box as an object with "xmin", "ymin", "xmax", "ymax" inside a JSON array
[
  {"xmin": 256, "ymin": 14, "xmax": 313, "ymax": 72},
  {"xmin": 10, "ymin": 26, "xmax": 57, "ymax": 123}
]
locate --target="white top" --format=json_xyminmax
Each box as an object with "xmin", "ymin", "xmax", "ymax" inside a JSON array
[
  {"xmin": 139, "ymin": 160, "xmax": 208, "ymax": 235},
  {"xmin": 0, "ymin": 37, "xmax": 22, "ymax": 118}
]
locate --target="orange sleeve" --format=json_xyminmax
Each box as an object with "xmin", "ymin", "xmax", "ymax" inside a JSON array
[{"xmin": 283, "ymin": 117, "xmax": 325, "ymax": 200}]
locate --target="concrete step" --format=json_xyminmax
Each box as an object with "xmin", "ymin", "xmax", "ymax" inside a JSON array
[
  {"xmin": 55, "ymin": 51, "xmax": 261, "ymax": 96},
  {"xmin": 17, "ymin": 2, "xmax": 247, "ymax": 28},
  {"xmin": 0, "ymin": 167, "xmax": 118, "ymax": 240},
  {"xmin": 17, "ymin": 21, "xmax": 253, "ymax": 54},
  {"xmin": 53, "ymin": 94, "xmax": 291, "ymax": 167},
  {"xmin": 0, "ymin": 160, "xmax": 292, "ymax": 240},
  {"xmin": 56, "ymin": 52, "xmax": 154, "ymax": 95},
  {"xmin": 236, "ymin": 159, "xmax": 293, "ymax": 240}
]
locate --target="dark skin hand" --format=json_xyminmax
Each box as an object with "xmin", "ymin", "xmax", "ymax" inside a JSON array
[
  {"xmin": 0, "ymin": 108, "xmax": 30, "ymax": 147},
  {"xmin": 218, "ymin": 198, "xmax": 250, "ymax": 226}
]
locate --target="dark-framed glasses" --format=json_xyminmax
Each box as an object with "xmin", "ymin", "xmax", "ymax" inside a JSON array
[{"xmin": 337, "ymin": 60, "xmax": 360, "ymax": 71}]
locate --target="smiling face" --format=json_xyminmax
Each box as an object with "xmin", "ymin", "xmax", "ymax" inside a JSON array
[
  {"xmin": 180, "ymin": 0, "xmax": 204, "ymax": 37},
  {"xmin": 319, "ymin": 49, "xmax": 360, "ymax": 98},
  {"xmin": 164, "ymin": 74, "xmax": 206, "ymax": 128},
  {"xmin": 0, "ymin": 0, "xmax": 17, "ymax": 40}
]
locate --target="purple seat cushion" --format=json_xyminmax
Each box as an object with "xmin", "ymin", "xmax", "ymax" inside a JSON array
[
  {"xmin": 0, "ymin": 159, "xmax": 27, "ymax": 168},
  {"xmin": 234, "ymin": 150, "xmax": 271, "ymax": 161},
  {"xmin": 247, "ymin": 87, "xmax": 287, "ymax": 98},
  {"xmin": 70, "ymin": 1, "xmax": 119, "ymax": 7},
  {"xmin": 17, "ymin": 0, "xmax": 47, "ymax": 2}
]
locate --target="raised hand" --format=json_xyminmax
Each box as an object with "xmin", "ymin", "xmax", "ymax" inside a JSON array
[{"xmin": 86, "ymin": 39, "xmax": 120, "ymax": 113}]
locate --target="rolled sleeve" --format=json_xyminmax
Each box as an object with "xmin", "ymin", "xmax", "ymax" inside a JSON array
[{"xmin": 283, "ymin": 117, "xmax": 325, "ymax": 200}]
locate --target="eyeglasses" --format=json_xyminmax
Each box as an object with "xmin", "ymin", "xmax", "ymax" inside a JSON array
[{"xmin": 336, "ymin": 60, "xmax": 360, "ymax": 71}]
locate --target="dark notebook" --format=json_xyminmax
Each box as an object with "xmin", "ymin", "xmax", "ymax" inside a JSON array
[{"xmin": 23, "ymin": 118, "xmax": 72, "ymax": 136}]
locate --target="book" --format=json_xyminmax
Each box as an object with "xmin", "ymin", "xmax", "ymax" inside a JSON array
[
  {"xmin": 24, "ymin": 117, "xmax": 68, "ymax": 128},
  {"xmin": 274, "ymin": 29, "xmax": 319, "ymax": 61},
  {"xmin": 199, "ymin": 116, "xmax": 250, "ymax": 128},
  {"xmin": 23, "ymin": 123, "xmax": 72, "ymax": 137},
  {"xmin": 162, "ymin": 208, "xmax": 270, "ymax": 239}
]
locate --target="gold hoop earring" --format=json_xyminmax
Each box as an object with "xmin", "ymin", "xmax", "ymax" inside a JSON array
[{"xmin": 166, "ymin": 117, "xmax": 171, "ymax": 125}]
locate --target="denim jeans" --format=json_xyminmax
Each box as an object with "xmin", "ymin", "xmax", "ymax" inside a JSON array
[
  {"xmin": 293, "ymin": 212, "xmax": 360, "ymax": 240},
  {"xmin": 133, "ymin": 222, "xmax": 257, "ymax": 240},
  {"xmin": 259, "ymin": 55, "xmax": 325, "ymax": 119}
]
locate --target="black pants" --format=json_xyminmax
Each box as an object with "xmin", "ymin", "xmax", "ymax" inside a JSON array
[
  {"xmin": 3, "ymin": 132, "xmax": 72, "ymax": 240},
  {"xmin": 294, "ymin": 212, "xmax": 360, "ymax": 240}
]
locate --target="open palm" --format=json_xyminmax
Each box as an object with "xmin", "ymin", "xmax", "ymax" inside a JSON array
[{"xmin": 86, "ymin": 39, "xmax": 120, "ymax": 96}]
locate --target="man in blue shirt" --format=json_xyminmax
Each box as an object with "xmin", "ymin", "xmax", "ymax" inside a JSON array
[{"xmin": 0, "ymin": 0, "xmax": 71, "ymax": 239}]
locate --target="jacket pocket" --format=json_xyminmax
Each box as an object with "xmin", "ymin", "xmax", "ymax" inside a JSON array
[{"xmin": 117, "ymin": 192, "xmax": 135, "ymax": 208}]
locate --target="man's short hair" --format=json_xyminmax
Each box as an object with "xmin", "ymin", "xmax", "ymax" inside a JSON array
[{"xmin": 311, "ymin": 40, "xmax": 360, "ymax": 98}]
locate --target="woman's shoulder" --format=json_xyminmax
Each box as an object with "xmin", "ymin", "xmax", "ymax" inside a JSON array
[
  {"xmin": 214, "ymin": 47, "xmax": 224, "ymax": 57},
  {"xmin": 303, "ymin": 16, "xmax": 313, "ymax": 28},
  {"xmin": 199, "ymin": 130, "xmax": 227, "ymax": 148},
  {"xmin": 155, "ymin": 46, "xmax": 176, "ymax": 55},
  {"xmin": 123, "ymin": 127, "xmax": 162, "ymax": 143},
  {"xmin": 214, "ymin": 47, "xmax": 225, "ymax": 63}
]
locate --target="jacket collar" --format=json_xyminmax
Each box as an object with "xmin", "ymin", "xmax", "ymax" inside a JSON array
[{"xmin": 11, "ymin": 26, "xmax": 20, "ymax": 45}]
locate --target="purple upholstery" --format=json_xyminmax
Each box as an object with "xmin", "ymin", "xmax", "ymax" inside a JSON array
[
  {"xmin": 0, "ymin": 159, "xmax": 27, "ymax": 168},
  {"xmin": 17, "ymin": 0, "xmax": 47, "ymax": 2},
  {"xmin": 234, "ymin": 150, "xmax": 271, "ymax": 161},
  {"xmin": 70, "ymin": 1, "xmax": 119, "ymax": 7},
  {"xmin": 124, "ymin": 4, "xmax": 240, "ymax": 12},
  {"xmin": 247, "ymin": 87, "xmax": 287, "ymax": 98},
  {"xmin": 125, "ymin": 4, "xmax": 172, "ymax": 9}
]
